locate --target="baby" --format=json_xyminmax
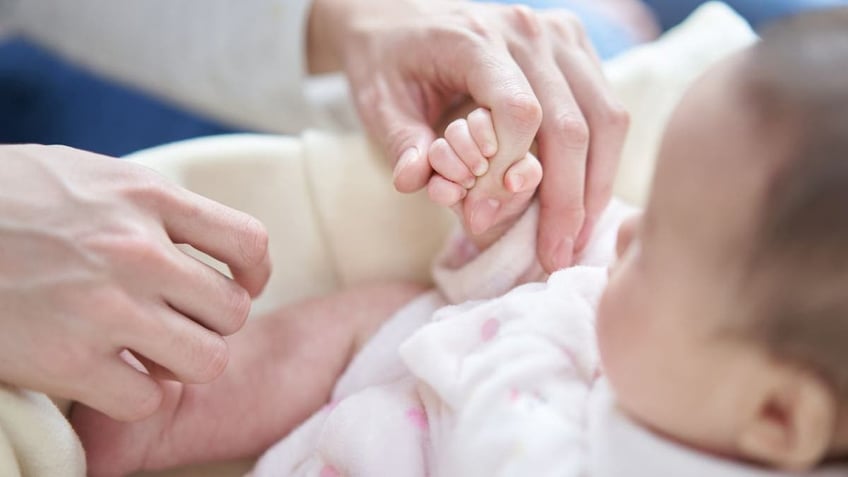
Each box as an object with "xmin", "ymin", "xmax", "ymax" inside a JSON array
[{"xmin": 72, "ymin": 8, "xmax": 848, "ymax": 477}]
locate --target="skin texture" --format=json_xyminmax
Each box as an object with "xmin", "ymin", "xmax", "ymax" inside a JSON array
[
  {"xmin": 308, "ymin": 0, "xmax": 630, "ymax": 272},
  {"xmin": 69, "ymin": 96, "xmax": 544, "ymax": 476},
  {"xmin": 71, "ymin": 281, "xmax": 427, "ymax": 476},
  {"xmin": 597, "ymin": 55, "xmax": 841, "ymax": 470},
  {"xmin": 4, "ymin": 0, "xmax": 633, "ymax": 431},
  {"xmin": 0, "ymin": 144, "xmax": 271, "ymax": 421},
  {"xmin": 73, "ymin": 53, "xmax": 848, "ymax": 474},
  {"xmin": 428, "ymin": 106, "xmax": 543, "ymax": 250}
]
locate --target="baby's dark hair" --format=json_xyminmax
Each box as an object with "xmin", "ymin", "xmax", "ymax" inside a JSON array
[{"xmin": 740, "ymin": 8, "xmax": 848, "ymax": 400}]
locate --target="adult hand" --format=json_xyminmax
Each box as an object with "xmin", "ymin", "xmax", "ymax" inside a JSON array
[
  {"xmin": 309, "ymin": 0, "xmax": 630, "ymax": 272},
  {"xmin": 0, "ymin": 145, "xmax": 270, "ymax": 421}
]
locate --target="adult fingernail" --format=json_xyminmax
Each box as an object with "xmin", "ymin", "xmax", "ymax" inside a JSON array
[
  {"xmin": 470, "ymin": 199, "xmax": 500, "ymax": 235},
  {"xmin": 393, "ymin": 147, "xmax": 418, "ymax": 181},
  {"xmin": 473, "ymin": 160, "xmax": 489, "ymax": 177},
  {"xmin": 551, "ymin": 237, "xmax": 575, "ymax": 271}
]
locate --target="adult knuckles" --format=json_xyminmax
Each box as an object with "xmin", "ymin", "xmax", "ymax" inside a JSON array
[
  {"xmin": 597, "ymin": 100, "xmax": 631, "ymax": 132},
  {"xmin": 109, "ymin": 170, "xmax": 186, "ymax": 228},
  {"xmin": 551, "ymin": 113, "xmax": 591, "ymax": 149},
  {"xmin": 119, "ymin": 166, "xmax": 179, "ymax": 210},
  {"xmin": 455, "ymin": 8, "xmax": 495, "ymax": 43},
  {"xmin": 79, "ymin": 287, "xmax": 141, "ymax": 330},
  {"xmin": 94, "ymin": 233, "xmax": 172, "ymax": 272},
  {"xmin": 501, "ymin": 4, "xmax": 544, "ymax": 40},
  {"xmin": 454, "ymin": 4, "xmax": 546, "ymax": 45},
  {"xmin": 160, "ymin": 322, "xmax": 229, "ymax": 384},
  {"xmin": 504, "ymin": 92, "xmax": 543, "ymax": 133},
  {"xmin": 543, "ymin": 10, "xmax": 587, "ymax": 44}
]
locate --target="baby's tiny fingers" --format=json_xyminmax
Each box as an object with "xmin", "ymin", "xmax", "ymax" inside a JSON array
[
  {"xmin": 467, "ymin": 108, "xmax": 498, "ymax": 158},
  {"xmin": 505, "ymin": 153, "xmax": 543, "ymax": 193},
  {"xmin": 427, "ymin": 175, "xmax": 467, "ymax": 207},
  {"xmin": 429, "ymin": 138, "xmax": 476, "ymax": 189},
  {"xmin": 445, "ymin": 118, "xmax": 489, "ymax": 177}
]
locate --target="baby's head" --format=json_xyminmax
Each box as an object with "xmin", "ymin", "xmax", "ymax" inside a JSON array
[{"xmin": 598, "ymin": 8, "xmax": 848, "ymax": 471}]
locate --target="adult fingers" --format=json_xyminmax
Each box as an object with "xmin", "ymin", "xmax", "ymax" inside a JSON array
[
  {"xmin": 159, "ymin": 188, "xmax": 270, "ymax": 298},
  {"xmin": 457, "ymin": 43, "xmax": 543, "ymax": 236},
  {"xmin": 463, "ymin": 46, "xmax": 542, "ymax": 169},
  {"xmin": 553, "ymin": 49, "xmax": 630, "ymax": 253},
  {"xmin": 511, "ymin": 44, "xmax": 590, "ymax": 273},
  {"xmin": 352, "ymin": 73, "xmax": 436, "ymax": 193},
  {"xmin": 131, "ymin": 353, "xmax": 178, "ymax": 382},
  {"xmin": 163, "ymin": 250, "xmax": 252, "ymax": 336},
  {"xmin": 74, "ymin": 358, "xmax": 163, "ymax": 421},
  {"xmin": 123, "ymin": 304, "xmax": 229, "ymax": 384}
]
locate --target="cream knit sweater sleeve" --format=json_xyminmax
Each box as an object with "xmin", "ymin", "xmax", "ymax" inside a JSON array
[{"xmin": 1, "ymin": 0, "xmax": 358, "ymax": 133}]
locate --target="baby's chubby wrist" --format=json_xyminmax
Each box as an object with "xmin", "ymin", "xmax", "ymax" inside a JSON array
[{"xmin": 433, "ymin": 203, "xmax": 544, "ymax": 304}]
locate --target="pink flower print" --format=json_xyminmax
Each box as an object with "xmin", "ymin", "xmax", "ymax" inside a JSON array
[
  {"xmin": 480, "ymin": 318, "xmax": 500, "ymax": 342},
  {"xmin": 406, "ymin": 407, "xmax": 429, "ymax": 431}
]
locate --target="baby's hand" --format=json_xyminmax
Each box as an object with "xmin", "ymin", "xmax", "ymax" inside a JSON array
[{"xmin": 427, "ymin": 107, "xmax": 542, "ymax": 250}]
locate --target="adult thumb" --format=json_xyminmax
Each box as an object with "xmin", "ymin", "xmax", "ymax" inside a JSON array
[
  {"xmin": 390, "ymin": 124, "xmax": 435, "ymax": 193},
  {"xmin": 362, "ymin": 96, "xmax": 436, "ymax": 193},
  {"xmin": 380, "ymin": 113, "xmax": 437, "ymax": 193}
]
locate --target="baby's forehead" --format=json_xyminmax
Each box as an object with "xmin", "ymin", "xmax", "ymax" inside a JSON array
[{"xmin": 647, "ymin": 56, "xmax": 785, "ymax": 259}]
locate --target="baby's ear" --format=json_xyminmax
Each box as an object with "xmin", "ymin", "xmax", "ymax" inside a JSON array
[
  {"xmin": 614, "ymin": 214, "xmax": 641, "ymax": 259},
  {"xmin": 737, "ymin": 364, "xmax": 837, "ymax": 471}
]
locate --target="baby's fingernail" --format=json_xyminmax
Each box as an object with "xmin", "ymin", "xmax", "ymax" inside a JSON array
[
  {"xmin": 507, "ymin": 172, "xmax": 525, "ymax": 193},
  {"xmin": 393, "ymin": 147, "xmax": 418, "ymax": 181},
  {"xmin": 473, "ymin": 160, "xmax": 489, "ymax": 177},
  {"xmin": 482, "ymin": 141, "xmax": 497, "ymax": 158},
  {"xmin": 470, "ymin": 199, "xmax": 500, "ymax": 235},
  {"xmin": 463, "ymin": 177, "xmax": 477, "ymax": 189},
  {"xmin": 551, "ymin": 237, "xmax": 575, "ymax": 271}
]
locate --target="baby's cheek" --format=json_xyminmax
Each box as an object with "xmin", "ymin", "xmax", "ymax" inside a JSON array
[
  {"xmin": 596, "ymin": 288, "xmax": 623, "ymax": 369},
  {"xmin": 596, "ymin": 269, "xmax": 644, "ymax": 384}
]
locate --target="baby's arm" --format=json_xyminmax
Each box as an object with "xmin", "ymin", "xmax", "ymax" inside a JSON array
[
  {"xmin": 428, "ymin": 105, "xmax": 546, "ymax": 305},
  {"xmin": 71, "ymin": 281, "xmax": 425, "ymax": 477}
]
